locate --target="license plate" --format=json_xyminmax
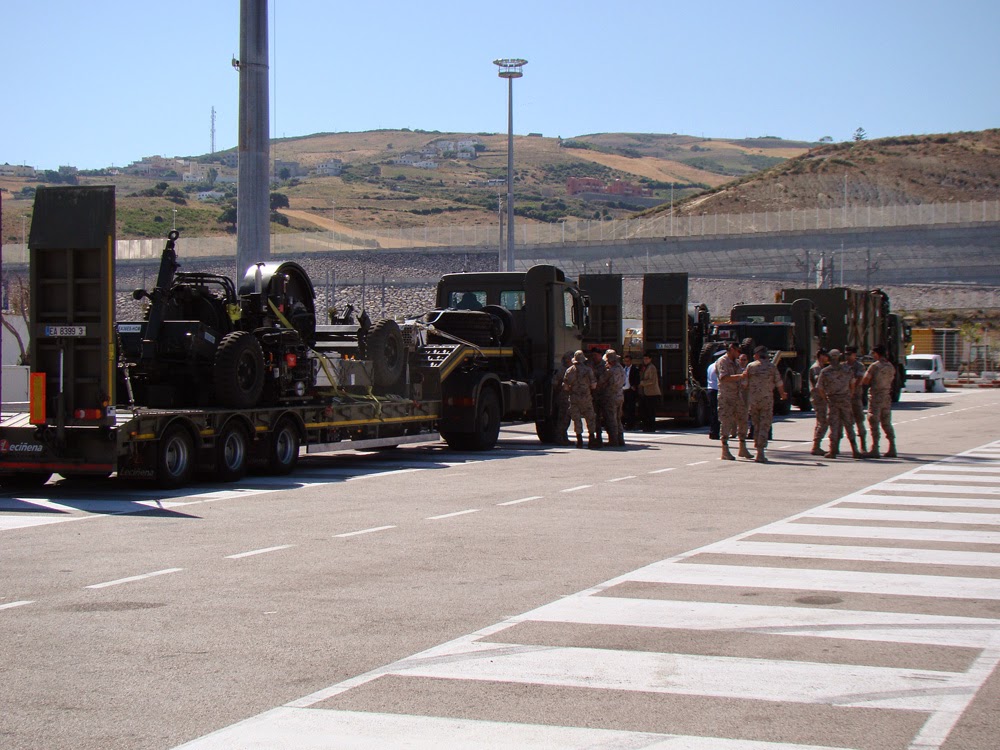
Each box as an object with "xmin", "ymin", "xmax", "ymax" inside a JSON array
[{"xmin": 43, "ymin": 325, "xmax": 87, "ymax": 337}]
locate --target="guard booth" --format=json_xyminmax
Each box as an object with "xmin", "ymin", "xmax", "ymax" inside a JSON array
[{"xmin": 28, "ymin": 186, "xmax": 117, "ymax": 431}]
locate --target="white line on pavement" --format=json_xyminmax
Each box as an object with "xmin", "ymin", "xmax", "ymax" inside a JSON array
[
  {"xmin": 225, "ymin": 545, "xmax": 295, "ymax": 559},
  {"xmin": 497, "ymin": 496, "xmax": 542, "ymax": 506},
  {"xmin": 0, "ymin": 600, "xmax": 34, "ymax": 610},
  {"xmin": 85, "ymin": 568, "xmax": 183, "ymax": 589},
  {"xmin": 426, "ymin": 509, "xmax": 480, "ymax": 520},
  {"xmin": 334, "ymin": 525, "xmax": 397, "ymax": 538},
  {"xmin": 560, "ymin": 485, "xmax": 592, "ymax": 493}
]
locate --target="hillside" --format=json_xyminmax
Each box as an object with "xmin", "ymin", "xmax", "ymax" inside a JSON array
[
  {"xmin": 654, "ymin": 129, "xmax": 1000, "ymax": 217},
  {"xmin": 1, "ymin": 131, "xmax": 811, "ymax": 243}
]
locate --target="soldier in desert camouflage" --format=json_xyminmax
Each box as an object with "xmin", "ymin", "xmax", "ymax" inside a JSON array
[
  {"xmin": 815, "ymin": 349, "xmax": 863, "ymax": 459},
  {"xmin": 741, "ymin": 345, "xmax": 787, "ymax": 463},
  {"xmin": 862, "ymin": 344, "xmax": 898, "ymax": 458},
  {"xmin": 563, "ymin": 350, "xmax": 598, "ymax": 449}
]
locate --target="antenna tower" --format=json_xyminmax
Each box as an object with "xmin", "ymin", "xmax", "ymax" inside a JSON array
[{"xmin": 210, "ymin": 106, "xmax": 216, "ymax": 154}]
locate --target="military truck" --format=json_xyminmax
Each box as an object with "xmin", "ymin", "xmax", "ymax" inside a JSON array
[
  {"xmin": 0, "ymin": 186, "xmax": 589, "ymax": 488},
  {"xmin": 778, "ymin": 287, "xmax": 909, "ymax": 401},
  {"xmin": 706, "ymin": 298, "xmax": 826, "ymax": 413}
]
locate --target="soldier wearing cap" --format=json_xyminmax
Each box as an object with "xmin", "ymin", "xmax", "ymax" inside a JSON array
[
  {"xmin": 862, "ymin": 344, "xmax": 897, "ymax": 458},
  {"xmin": 815, "ymin": 349, "xmax": 862, "ymax": 459},
  {"xmin": 809, "ymin": 348, "xmax": 831, "ymax": 455},
  {"xmin": 596, "ymin": 350, "xmax": 626, "ymax": 447},
  {"xmin": 563, "ymin": 349, "xmax": 598, "ymax": 448},
  {"xmin": 716, "ymin": 341, "xmax": 752, "ymax": 460},
  {"xmin": 741, "ymin": 345, "xmax": 787, "ymax": 463}
]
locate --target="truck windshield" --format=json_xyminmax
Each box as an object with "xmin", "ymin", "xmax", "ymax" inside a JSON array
[
  {"xmin": 450, "ymin": 291, "xmax": 486, "ymax": 310},
  {"xmin": 906, "ymin": 358, "xmax": 935, "ymax": 370}
]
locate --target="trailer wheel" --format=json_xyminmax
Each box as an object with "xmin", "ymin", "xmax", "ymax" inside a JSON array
[
  {"xmin": 267, "ymin": 418, "xmax": 300, "ymax": 475},
  {"xmin": 157, "ymin": 425, "xmax": 194, "ymax": 489},
  {"xmin": 367, "ymin": 319, "xmax": 405, "ymax": 387},
  {"xmin": 214, "ymin": 331, "xmax": 265, "ymax": 409},
  {"xmin": 215, "ymin": 422, "xmax": 249, "ymax": 482},
  {"xmin": 0, "ymin": 472, "xmax": 53, "ymax": 488}
]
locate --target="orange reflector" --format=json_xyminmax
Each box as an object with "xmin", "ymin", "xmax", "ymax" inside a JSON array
[
  {"xmin": 29, "ymin": 373, "xmax": 46, "ymax": 425},
  {"xmin": 74, "ymin": 408, "xmax": 104, "ymax": 420},
  {"xmin": 286, "ymin": 353, "xmax": 297, "ymax": 368}
]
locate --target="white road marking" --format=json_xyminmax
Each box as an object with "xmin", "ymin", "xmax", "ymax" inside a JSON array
[
  {"xmin": 715, "ymin": 540, "xmax": 1000, "ymax": 567},
  {"xmin": 346, "ymin": 468, "xmax": 423, "ymax": 481},
  {"xmin": 606, "ymin": 475, "xmax": 636, "ymax": 482},
  {"xmin": 85, "ymin": 568, "xmax": 183, "ymax": 589},
  {"xmin": 171, "ymin": 707, "xmax": 855, "ymax": 750},
  {"xmin": 814, "ymin": 507, "xmax": 1000, "ymax": 525},
  {"xmin": 648, "ymin": 467, "xmax": 675, "ymax": 474},
  {"xmin": 560, "ymin": 485, "xmax": 592, "ymax": 493},
  {"xmin": 334, "ymin": 525, "xmax": 396, "ymax": 538},
  {"xmin": 882, "ymin": 482, "xmax": 1000, "ymax": 495},
  {"xmin": 0, "ymin": 600, "xmax": 34, "ymax": 611},
  {"xmin": 686, "ymin": 460, "xmax": 709, "ymax": 466},
  {"xmin": 497, "ymin": 496, "xmax": 542, "ymax": 506},
  {"xmin": 225, "ymin": 545, "xmax": 294, "ymax": 559},
  {"xmin": 527, "ymin": 595, "xmax": 1000, "ymax": 649},
  {"xmin": 426, "ymin": 509, "xmax": 480, "ymax": 520},
  {"xmin": 767, "ymin": 522, "xmax": 1000, "ymax": 545},
  {"xmin": 849, "ymin": 493, "xmax": 1000, "ymax": 508}
]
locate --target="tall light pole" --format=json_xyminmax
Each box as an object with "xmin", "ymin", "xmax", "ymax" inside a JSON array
[{"xmin": 494, "ymin": 58, "xmax": 526, "ymax": 272}]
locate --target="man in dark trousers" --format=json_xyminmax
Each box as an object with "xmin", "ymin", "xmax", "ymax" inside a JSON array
[{"xmin": 620, "ymin": 354, "xmax": 640, "ymax": 430}]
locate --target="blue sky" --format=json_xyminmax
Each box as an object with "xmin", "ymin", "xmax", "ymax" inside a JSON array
[{"xmin": 5, "ymin": 0, "xmax": 998, "ymax": 171}]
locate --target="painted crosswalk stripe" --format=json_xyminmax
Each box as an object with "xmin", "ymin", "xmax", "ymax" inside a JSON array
[
  {"xmin": 812, "ymin": 507, "xmax": 1000, "ymax": 525},
  {"xmin": 709, "ymin": 540, "xmax": 1000, "ymax": 567},
  {"xmin": 764, "ymin": 522, "xmax": 1000, "ymax": 545},
  {"xmin": 172, "ymin": 707, "xmax": 857, "ymax": 750},
  {"xmin": 846, "ymin": 494, "xmax": 1000, "ymax": 508},
  {"xmin": 525, "ymin": 595, "xmax": 1000, "ymax": 649}
]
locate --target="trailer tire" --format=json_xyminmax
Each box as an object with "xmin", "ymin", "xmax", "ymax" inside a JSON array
[
  {"xmin": 267, "ymin": 418, "xmax": 300, "ymax": 475},
  {"xmin": 214, "ymin": 331, "xmax": 265, "ymax": 409},
  {"xmin": 157, "ymin": 425, "xmax": 194, "ymax": 489},
  {"xmin": 215, "ymin": 422, "xmax": 249, "ymax": 482},
  {"xmin": 0, "ymin": 472, "xmax": 52, "ymax": 488},
  {"xmin": 367, "ymin": 319, "xmax": 405, "ymax": 387}
]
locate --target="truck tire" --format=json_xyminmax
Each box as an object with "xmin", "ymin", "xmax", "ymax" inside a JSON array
[
  {"xmin": 690, "ymin": 394, "xmax": 710, "ymax": 427},
  {"xmin": 697, "ymin": 342, "xmax": 724, "ymax": 387},
  {"xmin": 157, "ymin": 425, "xmax": 194, "ymax": 489},
  {"xmin": 215, "ymin": 422, "xmax": 249, "ymax": 482},
  {"xmin": 267, "ymin": 418, "xmax": 300, "ymax": 475},
  {"xmin": 442, "ymin": 387, "xmax": 501, "ymax": 451},
  {"xmin": 482, "ymin": 304, "xmax": 514, "ymax": 345},
  {"xmin": 0, "ymin": 472, "xmax": 53, "ymax": 488},
  {"xmin": 214, "ymin": 331, "xmax": 265, "ymax": 409},
  {"xmin": 367, "ymin": 319, "xmax": 405, "ymax": 388}
]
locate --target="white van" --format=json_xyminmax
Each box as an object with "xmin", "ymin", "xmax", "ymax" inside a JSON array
[{"xmin": 904, "ymin": 354, "xmax": 946, "ymax": 392}]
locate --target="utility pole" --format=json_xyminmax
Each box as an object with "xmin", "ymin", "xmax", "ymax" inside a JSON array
[{"xmin": 235, "ymin": 0, "xmax": 270, "ymax": 276}]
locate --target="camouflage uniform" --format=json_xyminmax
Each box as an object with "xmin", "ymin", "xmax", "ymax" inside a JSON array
[
  {"xmin": 716, "ymin": 353, "xmax": 751, "ymax": 460},
  {"xmin": 865, "ymin": 360, "xmax": 897, "ymax": 457},
  {"xmin": 848, "ymin": 357, "xmax": 868, "ymax": 451},
  {"xmin": 563, "ymin": 358, "xmax": 597, "ymax": 446},
  {"xmin": 744, "ymin": 358, "xmax": 781, "ymax": 454},
  {"xmin": 809, "ymin": 359, "xmax": 829, "ymax": 453},
  {"xmin": 589, "ymin": 354, "xmax": 608, "ymax": 442},
  {"xmin": 553, "ymin": 354, "xmax": 573, "ymax": 445},
  {"xmin": 816, "ymin": 362, "xmax": 859, "ymax": 457},
  {"xmin": 597, "ymin": 357, "xmax": 626, "ymax": 447}
]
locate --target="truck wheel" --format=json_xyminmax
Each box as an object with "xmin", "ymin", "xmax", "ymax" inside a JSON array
[
  {"xmin": 443, "ymin": 387, "xmax": 501, "ymax": 451},
  {"xmin": 267, "ymin": 418, "xmax": 300, "ymax": 475},
  {"xmin": 690, "ymin": 395, "xmax": 709, "ymax": 427},
  {"xmin": 0, "ymin": 472, "xmax": 53, "ymax": 488},
  {"xmin": 367, "ymin": 319, "xmax": 405, "ymax": 387},
  {"xmin": 215, "ymin": 422, "xmax": 249, "ymax": 482},
  {"xmin": 214, "ymin": 331, "xmax": 265, "ymax": 409},
  {"xmin": 157, "ymin": 425, "xmax": 194, "ymax": 489},
  {"xmin": 535, "ymin": 417, "xmax": 557, "ymax": 444}
]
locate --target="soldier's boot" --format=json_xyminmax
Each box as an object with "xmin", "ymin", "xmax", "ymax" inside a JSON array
[
  {"xmin": 720, "ymin": 440, "xmax": 736, "ymax": 461},
  {"xmin": 810, "ymin": 439, "xmax": 825, "ymax": 456},
  {"xmin": 864, "ymin": 436, "xmax": 881, "ymax": 459},
  {"xmin": 824, "ymin": 440, "xmax": 839, "ymax": 459},
  {"xmin": 575, "ymin": 434, "xmax": 584, "ymax": 449},
  {"xmin": 885, "ymin": 438, "xmax": 898, "ymax": 458},
  {"xmin": 755, "ymin": 446, "xmax": 768, "ymax": 463},
  {"xmin": 848, "ymin": 436, "xmax": 863, "ymax": 459},
  {"xmin": 859, "ymin": 433, "xmax": 868, "ymax": 455},
  {"xmin": 738, "ymin": 439, "xmax": 754, "ymax": 459},
  {"xmin": 588, "ymin": 433, "xmax": 599, "ymax": 449}
]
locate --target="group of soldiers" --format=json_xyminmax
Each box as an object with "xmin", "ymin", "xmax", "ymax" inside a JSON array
[
  {"xmin": 554, "ymin": 348, "xmax": 628, "ymax": 449},
  {"xmin": 711, "ymin": 340, "xmax": 897, "ymax": 463},
  {"xmin": 809, "ymin": 344, "xmax": 898, "ymax": 459}
]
